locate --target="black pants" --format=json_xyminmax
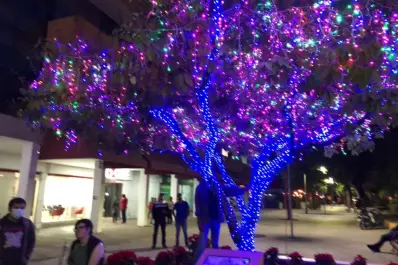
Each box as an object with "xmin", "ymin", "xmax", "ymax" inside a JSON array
[
  {"xmin": 374, "ymin": 231, "xmax": 397, "ymax": 248},
  {"xmin": 167, "ymin": 210, "xmax": 173, "ymax": 224},
  {"xmin": 121, "ymin": 209, "xmax": 126, "ymax": 223},
  {"xmin": 152, "ymin": 220, "xmax": 166, "ymax": 247}
]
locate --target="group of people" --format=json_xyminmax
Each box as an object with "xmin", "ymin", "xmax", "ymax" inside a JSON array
[
  {"xmin": 1, "ymin": 182, "xmax": 397, "ymax": 265},
  {"xmin": 111, "ymin": 194, "xmax": 128, "ymax": 224},
  {"xmin": 0, "ymin": 197, "xmax": 105, "ymax": 265},
  {"xmin": 150, "ymin": 193, "xmax": 190, "ymax": 249}
]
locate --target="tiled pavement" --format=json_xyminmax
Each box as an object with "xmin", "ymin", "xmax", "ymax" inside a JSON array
[{"xmin": 31, "ymin": 210, "xmax": 397, "ymax": 265}]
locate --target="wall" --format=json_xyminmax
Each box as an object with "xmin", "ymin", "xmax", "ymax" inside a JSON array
[
  {"xmin": 148, "ymin": 175, "xmax": 162, "ymax": 202},
  {"xmin": 120, "ymin": 170, "xmax": 140, "ymax": 219},
  {"xmin": 0, "ymin": 171, "xmax": 18, "ymax": 216},
  {"xmin": 0, "ymin": 152, "xmax": 94, "ymax": 177}
]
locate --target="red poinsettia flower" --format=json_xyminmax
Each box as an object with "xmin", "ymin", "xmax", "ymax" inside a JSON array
[
  {"xmin": 118, "ymin": 250, "xmax": 138, "ymax": 261},
  {"xmin": 137, "ymin": 256, "xmax": 155, "ymax": 265},
  {"xmin": 314, "ymin": 253, "xmax": 335, "ymax": 262},
  {"xmin": 351, "ymin": 255, "xmax": 366, "ymax": 265},
  {"xmin": 289, "ymin": 252, "xmax": 303, "ymax": 260},
  {"xmin": 173, "ymin": 246, "xmax": 188, "ymax": 256},
  {"xmin": 107, "ymin": 253, "xmax": 124, "ymax": 265},
  {"xmin": 156, "ymin": 250, "xmax": 175, "ymax": 262},
  {"xmin": 220, "ymin": 245, "xmax": 232, "ymax": 250},
  {"xmin": 265, "ymin": 247, "xmax": 279, "ymax": 255}
]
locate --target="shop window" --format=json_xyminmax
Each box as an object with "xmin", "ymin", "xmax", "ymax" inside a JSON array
[{"xmin": 42, "ymin": 176, "xmax": 93, "ymax": 223}]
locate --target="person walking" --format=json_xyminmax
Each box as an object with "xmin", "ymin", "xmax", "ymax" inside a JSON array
[
  {"xmin": 174, "ymin": 193, "xmax": 190, "ymax": 247},
  {"xmin": 120, "ymin": 194, "xmax": 128, "ymax": 224},
  {"xmin": 151, "ymin": 193, "xmax": 168, "ymax": 249},
  {"xmin": 0, "ymin": 197, "xmax": 36, "ymax": 265},
  {"xmin": 68, "ymin": 219, "xmax": 104, "ymax": 265},
  {"xmin": 167, "ymin": 197, "xmax": 174, "ymax": 224}
]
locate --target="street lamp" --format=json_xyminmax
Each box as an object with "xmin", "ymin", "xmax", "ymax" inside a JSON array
[
  {"xmin": 317, "ymin": 166, "xmax": 328, "ymax": 214},
  {"xmin": 324, "ymin": 177, "xmax": 334, "ymax": 184},
  {"xmin": 318, "ymin": 166, "xmax": 328, "ymax": 175}
]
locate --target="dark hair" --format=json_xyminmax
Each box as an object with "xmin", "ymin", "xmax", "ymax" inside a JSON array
[
  {"xmin": 177, "ymin": 193, "xmax": 182, "ymax": 197},
  {"xmin": 159, "ymin": 193, "xmax": 164, "ymax": 196},
  {"xmin": 8, "ymin": 197, "xmax": 26, "ymax": 210},
  {"xmin": 75, "ymin": 219, "xmax": 94, "ymax": 235},
  {"xmin": 122, "ymin": 194, "xmax": 126, "ymax": 198}
]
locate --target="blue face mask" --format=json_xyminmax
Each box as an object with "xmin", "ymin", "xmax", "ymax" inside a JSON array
[{"xmin": 11, "ymin": 208, "xmax": 24, "ymax": 219}]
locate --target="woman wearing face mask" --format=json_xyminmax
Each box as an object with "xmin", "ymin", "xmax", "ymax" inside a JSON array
[
  {"xmin": 68, "ymin": 219, "xmax": 104, "ymax": 265},
  {"xmin": 0, "ymin": 197, "xmax": 36, "ymax": 265}
]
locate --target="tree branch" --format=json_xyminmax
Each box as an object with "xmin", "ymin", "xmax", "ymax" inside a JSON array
[{"xmin": 150, "ymin": 108, "xmax": 203, "ymax": 168}]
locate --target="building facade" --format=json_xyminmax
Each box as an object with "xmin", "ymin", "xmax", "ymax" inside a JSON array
[{"xmin": 0, "ymin": 114, "xmax": 200, "ymax": 232}]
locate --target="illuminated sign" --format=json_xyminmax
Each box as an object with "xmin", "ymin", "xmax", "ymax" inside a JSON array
[{"xmin": 105, "ymin": 168, "xmax": 131, "ymax": 180}]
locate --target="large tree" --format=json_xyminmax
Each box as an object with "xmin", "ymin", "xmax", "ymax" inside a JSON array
[{"xmin": 24, "ymin": 0, "xmax": 398, "ymax": 250}]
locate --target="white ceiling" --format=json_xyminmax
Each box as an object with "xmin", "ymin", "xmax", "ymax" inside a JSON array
[
  {"xmin": 39, "ymin": 159, "xmax": 96, "ymax": 169},
  {"xmin": 0, "ymin": 136, "xmax": 25, "ymax": 155}
]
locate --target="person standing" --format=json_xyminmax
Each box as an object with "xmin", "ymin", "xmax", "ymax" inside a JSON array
[
  {"xmin": 151, "ymin": 193, "xmax": 168, "ymax": 249},
  {"xmin": 111, "ymin": 196, "xmax": 119, "ymax": 223},
  {"xmin": 147, "ymin": 198, "xmax": 155, "ymax": 225},
  {"xmin": 174, "ymin": 193, "xmax": 190, "ymax": 247},
  {"xmin": 68, "ymin": 219, "xmax": 104, "ymax": 265},
  {"xmin": 167, "ymin": 197, "xmax": 174, "ymax": 224},
  {"xmin": 194, "ymin": 179, "xmax": 224, "ymax": 261},
  {"xmin": 120, "ymin": 194, "xmax": 128, "ymax": 224},
  {"xmin": 0, "ymin": 197, "xmax": 36, "ymax": 265}
]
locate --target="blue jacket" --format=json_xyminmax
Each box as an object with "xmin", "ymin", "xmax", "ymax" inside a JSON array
[{"xmin": 195, "ymin": 182, "xmax": 224, "ymax": 223}]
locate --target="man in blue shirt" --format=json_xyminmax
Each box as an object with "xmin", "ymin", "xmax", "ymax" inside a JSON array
[{"xmin": 173, "ymin": 193, "xmax": 190, "ymax": 247}]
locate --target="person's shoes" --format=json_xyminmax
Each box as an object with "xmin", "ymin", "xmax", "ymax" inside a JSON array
[
  {"xmin": 152, "ymin": 245, "xmax": 156, "ymax": 249},
  {"xmin": 162, "ymin": 244, "xmax": 168, "ymax": 249},
  {"xmin": 367, "ymin": 244, "xmax": 381, "ymax": 252}
]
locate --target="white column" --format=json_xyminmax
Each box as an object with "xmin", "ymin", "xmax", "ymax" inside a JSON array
[
  {"xmin": 91, "ymin": 160, "xmax": 105, "ymax": 233},
  {"xmin": 17, "ymin": 142, "xmax": 40, "ymax": 218},
  {"xmin": 170, "ymin": 174, "xmax": 178, "ymax": 200},
  {"xmin": 192, "ymin": 178, "xmax": 199, "ymax": 217},
  {"xmin": 137, "ymin": 169, "xmax": 149, "ymax": 227},
  {"xmin": 33, "ymin": 164, "xmax": 48, "ymax": 228}
]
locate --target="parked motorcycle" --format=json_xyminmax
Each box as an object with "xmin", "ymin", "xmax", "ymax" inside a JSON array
[{"xmin": 358, "ymin": 207, "xmax": 385, "ymax": 230}]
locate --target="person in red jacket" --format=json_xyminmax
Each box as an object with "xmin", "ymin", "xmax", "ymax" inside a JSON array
[{"xmin": 120, "ymin": 194, "xmax": 128, "ymax": 224}]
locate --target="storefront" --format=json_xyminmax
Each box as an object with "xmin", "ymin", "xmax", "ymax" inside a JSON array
[
  {"xmin": 103, "ymin": 168, "xmax": 143, "ymax": 219},
  {"xmin": 41, "ymin": 175, "xmax": 93, "ymax": 223}
]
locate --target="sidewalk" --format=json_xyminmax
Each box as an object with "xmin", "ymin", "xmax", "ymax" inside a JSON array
[{"xmin": 30, "ymin": 211, "xmax": 397, "ymax": 265}]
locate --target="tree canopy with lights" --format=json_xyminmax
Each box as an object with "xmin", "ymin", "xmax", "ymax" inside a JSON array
[{"xmin": 24, "ymin": 0, "xmax": 398, "ymax": 250}]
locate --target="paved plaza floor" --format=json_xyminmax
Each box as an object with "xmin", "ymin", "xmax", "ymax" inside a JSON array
[{"xmin": 30, "ymin": 209, "xmax": 397, "ymax": 265}]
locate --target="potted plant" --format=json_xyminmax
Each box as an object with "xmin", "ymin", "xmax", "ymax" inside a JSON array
[
  {"xmin": 136, "ymin": 257, "xmax": 155, "ymax": 265},
  {"xmin": 264, "ymin": 248, "xmax": 279, "ymax": 265},
  {"xmin": 173, "ymin": 246, "xmax": 190, "ymax": 264},
  {"xmin": 155, "ymin": 250, "xmax": 175, "ymax": 265},
  {"xmin": 314, "ymin": 254, "xmax": 336, "ymax": 265},
  {"xmin": 107, "ymin": 250, "xmax": 138, "ymax": 265},
  {"xmin": 351, "ymin": 255, "xmax": 366, "ymax": 265},
  {"xmin": 289, "ymin": 252, "xmax": 304, "ymax": 265}
]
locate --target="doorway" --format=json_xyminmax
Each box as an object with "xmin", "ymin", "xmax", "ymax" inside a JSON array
[{"xmin": 104, "ymin": 183, "xmax": 122, "ymax": 217}]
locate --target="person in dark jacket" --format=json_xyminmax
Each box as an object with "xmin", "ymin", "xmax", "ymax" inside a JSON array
[
  {"xmin": 0, "ymin": 197, "xmax": 35, "ymax": 265},
  {"xmin": 193, "ymin": 178, "xmax": 246, "ymax": 261},
  {"xmin": 151, "ymin": 193, "xmax": 168, "ymax": 249},
  {"xmin": 68, "ymin": 219, "xmax": 104, "ymax": 265}
]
